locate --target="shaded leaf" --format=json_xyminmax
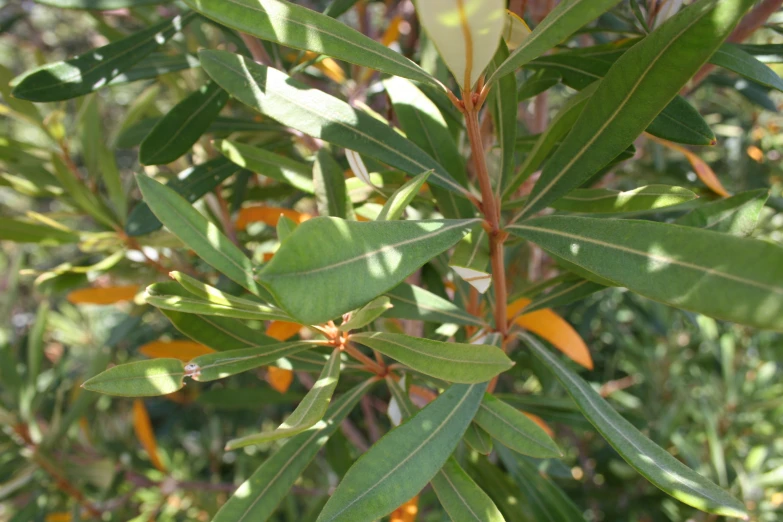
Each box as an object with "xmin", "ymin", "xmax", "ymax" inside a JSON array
[
  {"xmin": 218, "ymin": 140, "xmax": 314, "ymax": 194},
  {"xmin": 132, "ymin": 399, "xmax": 166, "ymax": 472},
  {"xmin": 432, "ymin": 458, "xmax": 506, "ymax": 522},
  {"xmin": 711, "ymin": 43, "xmax": 783, "ymax": 92},
  {"xmin": 377, "ymin": 171, "xmax": 432, "ymax": 221},
  {"xmin": 0, "ymin": 218, "xmax": 79, "ymax": 245}
]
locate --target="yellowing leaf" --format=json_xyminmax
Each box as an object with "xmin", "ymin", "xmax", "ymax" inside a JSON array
[
  {"xmin": 508, "ymin": 298, "xmax": 593, "ymax": 370},
  {"xmin": 236, "ymin": 206, "xmax": 311, "ymax": 230},
  {"xmin": 523, "ymin": 411, "xmax": 554, "ymax": 437},
  {"xmin": 139, "ymin": 340, "xmax": 215, "ymax": 362},
  {"xmin": 267, "ymin": 366, "xmax": 294, "ymax": 393},
  {"xmin": 266, "ymin": 321, "xmax": 302, "ymax": 341},
  {"xmin": 649, "ymin": 135, "xmax": 729, "ymax": 198},
  {"xmin": 390, "ymin": 495, "xmax": 419, "ymax": 522},
  {"xmin": 67, "ymin": 285, "xmax": 139, "ymax": 305},
  {"xmin": 414, "ymin": 0, "xmax": 505, "ymax": 89},
  {"xmin": 502, "ymin": 10, "xmax": 532, "ymax": 49},
  {"xmin": 45, "ymin": 513, "xmax": 71, "ymax": 522},
  {"xmin": 132, "ymin": 399, "xmax": 166, "ymax": 472}
]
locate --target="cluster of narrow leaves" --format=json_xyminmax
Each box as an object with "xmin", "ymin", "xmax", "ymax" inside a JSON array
[{"xmin": 4, "ymin": 0, "xmax": 783, "ymax": 520}]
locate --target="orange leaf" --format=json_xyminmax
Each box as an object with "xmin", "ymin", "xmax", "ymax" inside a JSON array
[
  {"xmin": 236, "ymin": 206, "xmax": 311, "ymax": 230},
  {"xmin": 746, "ymin": 145, "xmax": 764, "ymax": 163},
  {"xmin": 648, "ymin": 135, "xmax": 729, "ymax": 197},
  {"xmin": 263, "ymin": 252, "xmax": 275, "ymax": 262},
  {"xmin": 508, "ymin": 298, "xmax": 593, "ymax": 370},
  {"xmin": 45, "ymin": 514, "xmax": 71, "ymax": 522},
  {"xmin": 139, "ymin": 340, "xmax": 215, "ymax": 362},
  {"xmin": 390, "ymin": 495, "xmax": 419, "ymax": 522},
  {"xmin": 266, "ymin": 321, "xmax": 302, "ymax": 341},
  {"xmin": 132, "ymin": 399, "xmax": 166, "ymax": 472},
  {"xmin": 67, "ymin": 285, "xmax": 139, "ymax": 305},
  {"xmin": 523, "ymin": 412, "xmax": 554, "ymax": 437},
  {"xmin": 381, "ymin": 16, "xmax": 403, "ymax": 47},
  {"xmin": 267, "ymin": 366, "xmax": 294, "ymax": 393}
]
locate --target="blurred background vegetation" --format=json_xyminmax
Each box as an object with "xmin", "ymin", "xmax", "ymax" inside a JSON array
[{"xmin": 1, "ymin": 0, "xmax": 782, "ymax": 521}]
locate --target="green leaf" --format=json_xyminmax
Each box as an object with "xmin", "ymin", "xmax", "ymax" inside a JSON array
[
  {"xmin": 339, "ymin": 296, "xmax": 393, "ymax": 332},
  {"xmin": 11, "ymin": 13, "xmax": 194, "ymax": 101},
  {"xmin": 385, "ymin": 283, "xmax": 485, "ymax": 326},
  {"xmin": 200, "ymin": 50, "xmax": 470, "ymax": 197},
  {"xmin": 489, "ymin": 41, "xmax": 517, "ymax": 193},
  {"xmin": 213, "ymin": 379, "xmax": 375, "ymax": 522},
  {"xmin": 144, "ymin": 290, "xmax": 291, "ymax": 322},
  {"xmin": 552, "ymin": 185, "xmax": 697, "ymax": 213},
  {"xmin": 184, "ymin": 0, "xmax": 436, "ymax": 86},
  {"xmin": 487, "ymin": 0, "xmax": 623, "ymax": 86},
  {"xmin": 108, "ymin": 53, "xmax": 201, "ymax": 85},
  {"xmin": 382, "ymin": 76, "xmax": 472, "ymax": 218},
  {"xmin": 518, "ymin": 0, "xmax": 754, "ymax": 219},
  {"xmin": 432, "ymin": 458, "xmax": 507, "ymax": 522},
  {"xmin": 377, "ymin": 171, "xmax": 431, "ymax": 221},
  {"xmin": 674, "ymin": 189, "xmax": 769, "ymax": 236},
  {"xmin": 323, "ymin": 0, "xmax": 361, "ymax": 18},
  {"xmin": 316, "ymin": 382, "xmax": 487, "ymax": 522},
  {"xmin": 163, "ymin": 309, "xmax": 278, "ymax": 352},
  {"xmin": 135, "ymin": 173, "xmax": 262, "ymax": 295},
  {"xmin": 276, "ymin": 215, "xmax": 297, "ymax": 242},
  {"xmin": 0, "ymin": 218, "xmax": 79, "ymax": 245},
  {"xmin": 189, "ymin": 341, "xmax": 324, "ymax": 382},
  {"xmin": 168, "ymin": 272, "xmax": 281, "ymax": 313},
  {"xmin": 474, "ymin": 394, "xmax": 561, "ymax": 458},
  {"xmin": 34, "ymin": 0, "xmax": 171, "ymax": 9},
  {"xmin": 518, "ymin": 68, "xmax": 561, "ymax": 101},
  {"xmin": 509, "ymin": 215, "xmax": 783, "ymax": 331},
  {"xmin": 126, "ymin": 158, "xmax": 244, "ymax": 236},
  {"xmin": 82, "ymin": 359, "xmax": 185, "ymax": 397},
  {"xmin": 257, "ymin": 217, "xmax": 478, "ymax": 324},
  {"xmin": 352, "ymin": 332, "xmax": 512, "ymax": 384},
  {"xmin": 51, "ymin": 155, "xmax": 117, "ymax": 228},
  {"xmin": 522, "ymin": 332, "xmax": 748, "ymax": 518},
  {"xmin": 140, "ymin": 81, "xmax": 229, "ymax": 165},
  {"xmin": 313, "ymin": 149, "xmax": 351, "ymax": 219},
  {"xmin": 450, "ymin": 225, "xmax": 491, "ymax": 294},
  {"xmin": 225, "ymin": 348, "xmax": 342, "ymax": 449},
  {"xmin": 521, "ymin": 278, "xmax": 606, "ymax": 314},
  {"xmin": 711, "ymin": 43, "xmax": 783, "ymax": 92},
  {"xmin": 463, "ymin": 422, "xmax": 494, "ymax": 455},
  {"xmin": 218, "ymin": 140, "xmax": 314, "ymax": 194}
]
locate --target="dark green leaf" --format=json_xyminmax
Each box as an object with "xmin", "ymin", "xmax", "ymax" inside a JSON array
[
  {"xmin": 711, "ymin": 43, "xmax": 783, "ymax": 92},
  {"xmin": 474, "ymin": 394, "xmax": 561, "ymax": 458}
]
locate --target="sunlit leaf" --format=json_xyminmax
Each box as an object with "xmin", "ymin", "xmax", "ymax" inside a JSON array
[{"xmin": 82, "ymin": 359, "xmax": 185, "ymax": 397}]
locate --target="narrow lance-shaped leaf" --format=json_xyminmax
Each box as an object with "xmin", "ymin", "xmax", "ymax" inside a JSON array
[
  {"xmin": 0, "ymin": 218, "xmax": 79, "ymax": 245},
  {"xmin": 522, "ymin": 332, "xmax": 748, "ymax": 519},
  {"xmin": 214, "ymin": 379, "xmax": 376, "ymax": 522},
  {"xmin": 431, "ymin": 458, "xmax": 507, "ymax": 522},
  {"xmin": 473, "ymin": 393, "xmax": 561, "ymax": 458},
  {"xmin": 377, "ymin": 171, "xmax": 431, "ymax": 222},
  {"xmin": 385, "ymin": 283, "xmax": 485, "ymax": 326},
  {"xmin": 449, "ymin": 225, "xmax": 491, "ymax": 294},
  {"xmin": 519, "ymin": 0, "xmax": 755, "ymax": 219},
  {"xmin": 126, "ymin": 158, "xmax": 245, "ymax": 236},
  {"xmin": 412, "ymin": 0, "xmax": 505, "ymax": 89},
  {"xmin": 522, "ymin": 278, "xmax": 606, "ymax": 314},
  {"xmin": 135, "ymin": 173, "xmax": 262, "ymax": 295},
  {"xmin": 140, "ymin": 81, "xmax": 229, "ymax": 165},
  {"xmin": 82, "ymin": 359, "xmax": 185, "ymax": 397},
  {"xmin": 108, "ymin": 53, "xmax": 201, "ymax": 85},
  {"xmin": 339, "ymin": 297, "xmax": 393, "ymax": 332},
  {"xmin": 487, "ymin": 0, "xmax": 623, "ymax": 86},
  {"xmin": 144, "ymin": 291, "xmax": 291, "ymax": 322},
  {"xmin": 316, "ymin": 382, "xmax": 488, "ymax": 522},
  {"xmin": 711, "ymin": 43, "xmax": 783, "ymax": 92},
  {"xmin": 674, "ymin": 189, "xmax": 769, "ymax": 237},
  {"xmin": 218, "ymin": 140, "xmax": 314, "ymax": 194},
  {"xmin": 168, "ymin": 272, "xmax": 286, "ymax": 316},
  {"xmin": 313, "ymin": 149, "xmax": 351, "ymax": 219},
  {"xmin": 11, "ymin": 13, "xmax": 195, "ymax": 101},
  {"xmin": 509, "ymin": 215, "xmax": 783, "ymax": 332},
  {"xmin": 225, "ymin": 348, "xmax": 342, "ymax": 449},
  {"xmin": 183, "ymin": 0, "xmax": 438, "ymax": 87},
  {"xmin": 200, "ymin": 50, "xmax": 470, "ymax": 197},
  {"xmin": 463, "ymin": 422, "xmax": 494, "ymax": 455},
  {"xmin": 257, "ymin": 217, "xmax": 479, "ymax": 325},
  {"xmin": 552, "ymin": 185, "xmax": 698, "ymax": 214},
  {"xmin": 489, "ymin": 40, "xmax": 517, "ymax": 193},
  {"xmin": 352, "ymin": 332, "xmax": 512, "ymax": 384}
]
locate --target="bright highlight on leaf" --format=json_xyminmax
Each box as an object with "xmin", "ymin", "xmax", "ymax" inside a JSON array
[
  {"xmin": 138, "ymin": 340, "xmax": 215, "ymax": 362},
  {"xmin": 508, "ymin": 297, "xmax": 593, "ymax": 370},
  {"xmin": 67, "ymin": 285, "xmax": 139, "ymax": 305},
  {"xmin": 132, "ymin": 399, "xmax": 166, "ymax": 472},
  {"xmin": 413, "ymin": 0, "xmax": 505, "ymax": 89},
  {"xmin": 503, "ymin": 10, "xmax": 532, "ymax": 49}
]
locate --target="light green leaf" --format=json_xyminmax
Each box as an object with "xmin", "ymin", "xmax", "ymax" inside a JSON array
[
  {"xmin": 674, "ymin": 189, "xmax": 769, "ymax": 236},
  {"xmin": 432, "ymin": 458, "xmax": 507, "ymax": 522},
  {"xmin": 463, "ymin": 422, "xmax": 493, "ymax": 455},
  {"xmin": 82, "ymin": 359, "xmax": 185, "ymax": 397},
  {"xmin": 385, "ymin": 283, "xmax": 485, "ymax": 326},
  {"xmin": 522, "ymin": 332, "xmax": 748, "ymax": 518},
  {"xmin": 509, "ymin": 215, "xmax": 783, "ymax": 331},
  {"xmin": 135, "ymin": 173, "xmax": 262, "ymax": 295},
  {"xmin": 225, "ymin": 348, "xmax": 342, "ymax": 449},
  {"xmin": 189, "ymin": 341, "xmax": 325, "ymax": 382},
  {"xmin": 518, "ymin": 0, "xmax": 754, "ymax": 219},
  {"xmin": 200, "ymin": 50, "xmax": 470, "ymax": 197},
  {"xmin": 11, "ymin": 13, "xmax": 194, "ymax": 101},
  {"xmin": 487, "ymin": 0, "xmax": 623, "ymax": 86},
  {"xmin": 126, "ymin": 158, "xmax": 245, "ymax": 236},
  {"xmin": 217, "ymin": 140, "xmax": 314, "ymax": 194},
  {"xmin": 711, "ymin": 43, "xmax": 783, "ymax": 92},
  {"xmin": 0, "ymin": 218, "xmax": 79, "ymax": 245},
  {"xmin": 377, "ymin": 171, "xmax": 431, "ymax": 221},
  {"xmin": 339, "ymin": 297, "xmax": 393, "ymax": 332},
  {"xmin": 140, "ymin": 81, "xmax": 229, "ymax": 165},
  {"xmin": 257, "ymin": 217, "xmax": 478, "ymax": 324},
  {"xmin": 552, "ymin": 185, "xmax": 697, "ymax": 213},
  {"xmin": 144, "ymin": 289, "xmax": 290, "ymax": 322},
  {"xmin": 184, "ymin": 0, "xmax": 437, "ymax": 87},
  {"xmin": 168, "ymin": 272, "xmax": 281, "ymax": 314},
  {"xmin": 474, "ymin": 393, "xmax": 561, "ymax": 458},
  {"xmin": 413, "ymin": 0, "xmax": 505, "ymax": 89},
  {"xmin": 313, "ymin": 149, "xmax": 351, "ymax": 219},
  {"xmin": 214, "ymin": 379, "xmax": 375, "ymax": 522},
  {"xmin": 276, "ymin": 215, "xmax": 297, "ymax": 242},
  {"xmin": 316, "ymin": 382, "xmax": 487, "ymax": 522},
  {"xmin": 352, "ymin": 332, "xmax": 512, "ymax": 383}
]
